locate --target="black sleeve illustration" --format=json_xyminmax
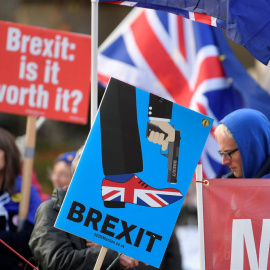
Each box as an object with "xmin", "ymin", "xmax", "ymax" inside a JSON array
[
  {"xmin": 100, "ymin": 78, "xmax": 143, "ymax": 176},
  {"xmin": 147, "ymin": 94, "xmax": 181, "ymax": 184},
  {"xmin": 148, "ymin": 94, "xmax": 173, "ymax": 120}
]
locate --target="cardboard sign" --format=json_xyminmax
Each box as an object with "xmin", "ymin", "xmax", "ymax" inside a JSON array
[
  {"xmin": 202, "ymin": 178, "xmax": 270, "ymax": 269},
  {"xmin": 0, "ymin": 20, "xmax": 91, "ymax": 124},
  {"xmin": 55, "ymin": 78, "xmax": 213, "ymax": 267}
]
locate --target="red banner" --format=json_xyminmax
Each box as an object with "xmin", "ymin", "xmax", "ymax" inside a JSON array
[
  {"xmin": 0, "ymin": 21, "xmax": 91, "ymax": 124},
  {"xmin": 203, "ymin": 178, "xmax": 270, "ymax": 270}
]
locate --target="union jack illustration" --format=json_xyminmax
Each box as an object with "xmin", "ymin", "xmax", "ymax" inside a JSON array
[
  {"xmin": 98, "ymin": 9, "xmax": 270, "ymax": 178},
  {"xmin": 102, "ymin": 175, "xmax": 183, "ymax": 208}
]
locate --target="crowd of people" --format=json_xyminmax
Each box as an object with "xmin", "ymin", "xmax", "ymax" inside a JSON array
[{"xmin": 0, "ymin": 108, "xmax": 270, "ymax": 269}]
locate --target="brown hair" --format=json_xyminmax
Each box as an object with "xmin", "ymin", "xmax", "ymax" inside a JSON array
[{"xmin": 0, "ymin": 128, "xmax": 21, "ymax": 194}]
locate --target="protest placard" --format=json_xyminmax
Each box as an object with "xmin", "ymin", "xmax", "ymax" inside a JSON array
[
  {"xmin": 200, "ymin": 178, "xmax": 270, "ymax": 269},
  {"xmin": 55, "ymin": 77, "xmax": 213, "ymax": 267},
  {"xmin": 0, "ymin": 20, "xmax": 91, "ymax": 124}
]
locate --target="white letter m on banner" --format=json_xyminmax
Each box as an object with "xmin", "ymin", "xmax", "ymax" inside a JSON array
[{"xmin": 230, "ymin": 219, "xmax": 270, "ymax": 270}]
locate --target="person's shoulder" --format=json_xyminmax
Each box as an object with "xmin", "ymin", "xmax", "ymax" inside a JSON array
[
  {"xmin": 14, "ymin": 175, "xmax": 22, "ymax": 190},
  {"xmin": 52, "ymin": 187, "xmax": 66, "ymax": 202},
  {"xmin": 15, "ymin": 175, "xmax": 41, "ymax": 194},
  {"xmin": 37, "ymin": 196, "xmax": 55, "ymax": 211},
  {"xmin": 39, "ymin": 187, "xmax": 64, "ymax": 205},
  {"xmin": 261, "ymin": 174, "xmax": 270, "ymax": 179}
]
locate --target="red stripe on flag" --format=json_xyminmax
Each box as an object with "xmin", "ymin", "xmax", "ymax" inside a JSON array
[
  {"xmin": 146, "ymin": 193, "xmax": 166, "ymax": 207},
  {"xmin": 103, "ymin": 190, "xmax": 119, "ymax": 200},
  {"xmin": 124, "ymin": 181, "xmax": 135, "ymax": 204},
  {"xmin": 177, "ymin": 16, "xmax": 187, "ymax": 61},
  {"xmin": 105, "ymin": 1, "xmax": 125, "ymax": 4},
  {"xmin": 131, "ymin": 12, "xmax": 190, "ymax": 105},
  {"xmin": 98, "ymin": 73, "xmax": 110, "ymax": 86},
  {"xmin": 194, "ymin": 56, "xmax": 225, "ymax": 90},
  {"xmin": 194, "ymin": 12, "xmax": 212, "ymax": 25}
]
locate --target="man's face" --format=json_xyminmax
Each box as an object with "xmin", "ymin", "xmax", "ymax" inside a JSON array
[{"xmin": 216, "ymin": 132, "xmax": 243, "ymax": 178}]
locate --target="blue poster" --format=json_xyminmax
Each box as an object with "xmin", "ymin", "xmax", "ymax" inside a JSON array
[{"xmin": 55, "ymin": 77, "xmax": 213, "ymax": 267}]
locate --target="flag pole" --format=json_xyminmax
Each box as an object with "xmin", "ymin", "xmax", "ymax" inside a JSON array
[
  {"xmin": 196, "ymin": 164, "xmax": 205, "ymax": 270},
  {"xmin": 91, "ymin": 1, "xmax": 108, "ymax": 268},
  {"xmin": 91, "ymin": 0, "xmax": 99, "ymax": 127}
]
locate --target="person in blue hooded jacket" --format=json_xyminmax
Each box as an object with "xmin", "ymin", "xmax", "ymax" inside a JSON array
[{"xmin": 214, "ymin": 108, "xmax": 270, "ymax": 179}]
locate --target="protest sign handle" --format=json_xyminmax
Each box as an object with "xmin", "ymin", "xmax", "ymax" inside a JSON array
[
  {"xmin": 18, "ymin": 115, "xmax": 37, "ymax": 231},
  {"xmin": 196, "ymin": 164, "xmax": 205, "ymax": 270},
  {"xmin": 94, "ymin": 246, "xmax": 108, "ymax": 270}
]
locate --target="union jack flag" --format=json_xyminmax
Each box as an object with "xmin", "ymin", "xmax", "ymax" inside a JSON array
[
  {"xmin": 98, "ymin": 8, "xmax": 270, "ymax": 178},
  {"xmin": 99, "ymin": 1, "xmax": 270, "ymax": 65},
  {"xmin": 100, "ymin": 1, "xmax": 226, "ymax": 29},
  {"xmin": 102, "ymin": 175, "xmax": 183, "ymax": 208}
]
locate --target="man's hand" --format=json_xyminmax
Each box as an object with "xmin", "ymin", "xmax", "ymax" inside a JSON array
[
  {"xmin": 148, "ymin": 120, "xmax": 175, "ymax": 151},
  {"xmin": 85, "ymin": 240, "xmax": 100, "ymax": 248},
  {"xmin": 119, "ymin": 254, "xmax": 139, "ymax": 269}
]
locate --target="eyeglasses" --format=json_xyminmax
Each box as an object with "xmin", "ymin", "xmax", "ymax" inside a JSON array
[{"xmin": 218, "ymin": 148, "xmax": 238, "ymax": 160}]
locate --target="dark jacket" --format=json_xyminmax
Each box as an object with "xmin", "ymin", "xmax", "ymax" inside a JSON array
[
  {"xmin": 152, "ymin": 229, "xmax": 182, "ymax": 270},
  {"xmin": 29, "ymin": 187, "xmax": 121, "ymax": 270},
  {"xmin": 29, "ymin": 187, "xmax": 182, "ymax": 270},
  {"xmin": 0, "ymin": 176, "xmax": 42, "ymax": 270}
]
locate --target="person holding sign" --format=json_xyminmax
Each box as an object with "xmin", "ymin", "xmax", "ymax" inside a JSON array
[
  {"xmin": 0, "ymin": 128, "xmax": 42, "ymax": 270},
  {"xmin": 29, "ymin": 146, "xmax": 182, "ymax": 269},
  {"xmin": 215, "ymin": 108, "xmax": 270, "ymax": 178},
  {"xmin": 29, "ymin": 147, "xmax": 144, "ymax": 270}
]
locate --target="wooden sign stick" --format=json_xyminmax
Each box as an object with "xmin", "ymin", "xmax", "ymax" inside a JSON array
[
  {"xmin": 18, "ymin": 115, "xmax": 37, "ymax": 231},
  {"xmin": 93, "ymin": 246, "xmax": 108, "ymax": 270}
]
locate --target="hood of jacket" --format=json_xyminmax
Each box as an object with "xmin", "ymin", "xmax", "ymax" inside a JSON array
[
  {"xmin": 52, "ymin": 187, "xmax": 67, "ymax": 211},
  {"xmin": 220, "ymin": 109, "xmax": 270, "ymax": 178}
]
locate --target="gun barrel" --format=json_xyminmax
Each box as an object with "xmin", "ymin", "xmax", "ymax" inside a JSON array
[{"xmin": 167, "ymin": 130, "xmax": 180, "ymax": 183}]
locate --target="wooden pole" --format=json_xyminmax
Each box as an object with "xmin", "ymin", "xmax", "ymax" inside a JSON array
[
  {"xmin": 196, "ymin": 164, "xmax": 205, "ymax": 270},
  {"xmin": 18, "ymin": 115, "xmax": 37, "ymax": 231},
  {"xmin": 93, "ymin": 246, "xmax": 108, "ymax": 270}
]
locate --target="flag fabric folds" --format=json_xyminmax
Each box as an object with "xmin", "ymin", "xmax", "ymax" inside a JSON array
[
  {"xmin": 98, "ymin": 8, "xmax": 270, "ymax": 178},
  {"xmin": 227, "ymin": 0, "xmax": 270, "ymax": 65},
  {"xmin": 99, "ymin": 0, "xmax": 270, "ymax": 65},
  {"xmin": 100, "ymin": 0, "xmax": 227, "ymax": 28}
]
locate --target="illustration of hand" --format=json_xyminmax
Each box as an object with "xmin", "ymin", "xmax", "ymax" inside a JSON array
[{"xmin": 147, "ymin": 120, "xmax": 175, "ymax": 151}]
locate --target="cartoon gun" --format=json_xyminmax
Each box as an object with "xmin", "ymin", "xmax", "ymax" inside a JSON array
[{"xmin": 146, "ymin": 122, "xmax": 181, "ymax": 184}]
